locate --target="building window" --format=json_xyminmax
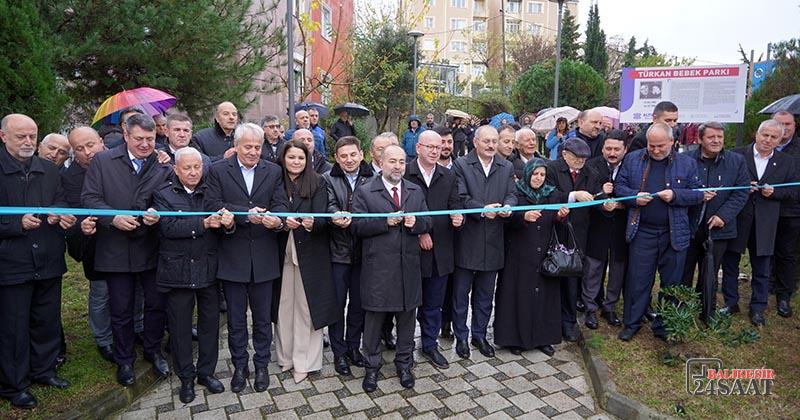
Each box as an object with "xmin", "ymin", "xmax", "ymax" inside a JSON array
[
  {"xmin": 423, "ymin": 39, "xmax": 435, "ymax": 50},
  {"xmin": 473, "ymin": 19, "xmax": 486, "ymax": 32},
  {"xmin": 424, "ymin": 16, "xmax": 434, "ymax": 29},
  {"xmin": 321, "ymin": 4, "xmax": 333, "ymax": 41},
  {"xmin": 526, "ymin": 23, "xmax": 541, "ymax": 35},
  {"xmin": 450, "ymin": 18, "xmax": 467, "ymax": 30},
  {"xmin": 527, "ymin": 1, "xmax": 543, "ymax": 14},
  {"xmin": 471, "ymin": 64, "xmax": 486, "ymax": 78},
  {"xmin": 506, "ymin": 20, "xmax": 520, "ymax": 33},
  {"xmin": 451, "ymin": 40, "xmax": 467, "ymax": 52},
  {"xmin": 452, "ymin": 0, "xmax": 466, "ymax": 8},
  {"xmin": 507, "ymin": 0, "xmax": 521, "ymax": 13}
]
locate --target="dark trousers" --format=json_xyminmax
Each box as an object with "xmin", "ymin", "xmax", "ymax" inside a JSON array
[
  {"xmin": 0, "ymin": 277, "xmax": 61, "ymax": 398},
  {"xmin": 722, "ymin": 249, "xmax": 771, "ymax": 314},
  {"xmin": 623, "ymin": 226, "xmax": 686, "ymax": 334},
  {"xmin": 774, "ymin": 216, "xmax": 800, "ymax": 301},
  {"xmin": 222, "ymin": 279, "xmax": 273, "ymax": 370},
  {"xmin": 363, "ymin": 309, "xmax": 416, "ymax": 371},
  {"xmin": 167, "ymin": 285, "xmax": 220, "ymax": 382},
  {"xmin": 561, "ymin": 276, "xmax": 579, "ymax": 326},
  {"xmin": 441, "ymin": 273, "xmax": 454, "ymax": 331},
  {"xmin": 105, "ymin": 270, "xmax": 165, "ymax": 365},
  {"xmin": 452, "ymin": 268, "xmax": 496, "ymax": 342},
  {"xmin": 329, "ymin": 263, "xmax": 364, "ymax": 357},
  {"xmin": 583, "ymin": 255, "xmax": 625, "ymax": 313},
  {"xmin": 418, "ymin": 274, "xmax": 448, "ymax": 350}
]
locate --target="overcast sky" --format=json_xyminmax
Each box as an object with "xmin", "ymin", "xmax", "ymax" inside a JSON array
[{"xmin": 579, "ymin": 0, "xmax": 800, "ymax": 65}]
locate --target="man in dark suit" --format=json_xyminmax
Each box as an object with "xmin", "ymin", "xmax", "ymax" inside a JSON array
[
  {"xmin": 772, "ymin": 111, "xmax": 800, "ymax": 317},
  {"xmin": 452, "ymin": 125, "xmax": 517, "ymax": 359},
  {"xmin": 205, "ymin": 123, "xmax": 290, "ymax": 393},
  {"xmin": 293, "ymin": 129, "xmax": 332, "ymax": 174},
  {"xmin": 721, "ymin": 120, "xmax": 797, "ymax": 327},
  {"xmin": 546, "ymin": 138, "xmax": 599, "ymax": 339},
  {"xmin": 81, "ymin": 113, "xmax": 173, "ymax": 386},
  {"xmin": 351, "ymin": 144, "xmax": 432, "ymax": 392},
  {"xmin": 509, "ymin": 127, "xmax": 545, "ymax": 179},
  {"xmin": 260, "ymin": 115, "xmax": 285, "ymax": 164},
  {"xmin": 192, "ymin": 101, "xmax": 238, "ymax": 161},
  {"xmin": 405, "ymin": 131, "xmax": 463, "ymax": 369},
  {"xmin": 565, "ymin": 109, "xmax": 605, "ymax": 158},
  {"xmin": 0, "ymin": 114, "xmax": 75, "ymax": 409}
]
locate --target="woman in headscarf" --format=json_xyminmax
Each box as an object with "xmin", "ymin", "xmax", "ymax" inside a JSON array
[{"xmin": 493, "ymin": 158, "xmax": 569, "ymax": 357}]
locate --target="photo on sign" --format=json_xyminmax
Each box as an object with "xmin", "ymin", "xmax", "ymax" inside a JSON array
[{"xmin": 639, "ymin": 81, "xmax": 662, "ymax": 100}]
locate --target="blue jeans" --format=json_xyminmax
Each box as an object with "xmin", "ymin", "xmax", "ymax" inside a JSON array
[{"xmin": 88, "ymin": 280, "xmax": 113, "ymax": 347}]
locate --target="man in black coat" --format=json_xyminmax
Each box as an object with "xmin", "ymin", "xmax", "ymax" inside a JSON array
[
  {"xmin": 509, "ymin": 127, "xmax": 545, "ymax": 179},
  {"xmin": 566, "ymin": 109, "xmax": 605, "ymax": 158},
  {"xmin": 192, "ymin": 101, "xmax": 238, "ymax": 161},
  {"xmin": 330, "ymin": 110, "xmax": 355, "ymax": 142},
  {"xmin": 205, "ymin": 123, "xmax": 290, "ymax": 393},
  {"xmin": 293, "ymin": 129, "xmax": 332, "ymax": 174},
  {"xmin": 260, "ymin": 115, "xmax": 286, "ymax": 164},
  {"xmin": 772, "ymin": 111, "xmax": 800, "ymax": 317},
  {"xmin": 81, "ymin": 113, "xmax": 173, "ymax": 386},
  {"xmin": 721, "ymin": 120, "xmax": 797, "ymax": 327},
  {"xmin": 0, "ymin": 114, "xmax": 76, "ymax": 409},
  {"xmin": 629, "ymin": 101, "xmax": 680, "ymax": 152},
  {"xmin": 405, "ymin": 131, "xmax": 463, "ymax": 369},
  {"xmin": 546, "ymin": 137, "xmax": 600, "ymax": 339},
  {"xmin": 452, "ymin": 125, "xmax": 517, "ymax": 359},
  {"xmin": 323, "ymin": 136, "xmax": 374, "ymax": 376},
  {"xmin": 351, "ymin": 145, "xmax": 432, "ymax": 393}
]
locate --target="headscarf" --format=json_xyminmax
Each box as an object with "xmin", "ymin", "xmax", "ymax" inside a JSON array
[{"xmin": 515, "ymin": 157, "xmax": 555, "ymax": 203}]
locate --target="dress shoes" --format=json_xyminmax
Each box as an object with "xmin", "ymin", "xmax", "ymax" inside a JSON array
[
  {"xmin": 576, "ymin": 300, "xmax": 586, "ymax": 313},
  {"xmin": 584, "ymin": 311, "xmax": 599, "ymax": 330},
  {"xmin": 179, "ymin": 380, "xmax": 195, "ymax": 404},
  {"xmin": 334, "ymin": 355, "xmax": 352, "ymax": 376},
  {"xmin": 382, "ymin": 330, "xmax": 396, "ymax": 350},
  {"xmin": 117, "ymin": 364, "xmax": 135, "ymax": 386},
  {"xmin": 777, "ymin": 300, "xmax": 792, "ymax": 318},
  {"xmin": 562, "ymin": 323, "xmax": 579, "ymax": 342},
  {"xmin": 455, "ymin": 340, "xmax": 470, "ymax": 359},
  {"xmin": 601, "ymin": 310, "xmax": 622, "ymax": 327},
  {"xmin": 618, "ymin": 327, "xmax": 638, "ymax": 342},
  {"xmin": 644, "ymin": 309, "xmax": 657, "ymax": 323},
  {"xmin": 198, "ymin": 375, "xmax": 225, "ymax": 393},
  {"xmin": 362, "ymin": 369, "xmax": 379, "ymax": 393},
  {"xmin": 345, "ymin": 348, "xmax": 366, "ymax": 367},
  {"xmin": 9, "ymin": 391, "xmax": 37, "ymax": 409},
  {"xmin": 471, "ymin": 338, "xmax": 495, "ymax": 357},
  {"xmin": 509, "ymin": 346, "xmax": 523, "ymax": 355},
  {"xmin": 34, "ymin": 376, "xmax": 70, "ymax": 389},
  {"xmin": 537, "ymin": 345, "xmax": 555, "ymax": 357},
  {"xmin": 421, "ymin": 348, "xmax": 449, "ymax": 369},
  {"xmin": 440, "ymin": 324, "xmax": 453, "ymax": 339},
  {"xmin": 231, "ymin": 368, "xmax": 249, "ymax": 393},
  {"xmin": 397, "ymin": 367, "xmax": 415, "ymax": 389},
  {"xmin": 97, "ymin": 344, "xmax": 114, "ymax": 363},
  {"xmin": 144, "ymin": 352, "xmax": 170, "ymax": 378},
  {"xmin": 750, "ymin": 311, "xmax": 766, "ymax": 327},
  {"xmin": 718, "ymin": 305, "xmax": 740, "ymax": 316},
  {"xmin": 254, "ymin": 368, "xmax": 269, "ymax": 392}
]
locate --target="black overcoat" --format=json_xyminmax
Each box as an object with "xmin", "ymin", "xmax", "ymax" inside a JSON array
[
  {"xmin": 545, "ymin": 158, "xmax": 599, "ymax": 251},
  {"xmin": 62, "ymin": 162, "xmax": 100, "ymax": 281},
  {"xmin": 584, "ymin": 156, "xmax": 627, "ymax": 261}
]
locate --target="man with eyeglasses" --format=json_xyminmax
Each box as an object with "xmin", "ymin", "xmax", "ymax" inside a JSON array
[{"xmin": 260, "ymin": 115, "xmax": 285, "ymax": 163}]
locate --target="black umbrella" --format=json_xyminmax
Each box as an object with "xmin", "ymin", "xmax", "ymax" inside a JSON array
[
  {"xmin": 295, "ymin": 101, "xmax": 328, "ymax": 118},
  {"xmin": 333, "ymin": 102, "xmax": 371, "ymax": 117},
  {"xmin": 758, "ymin": 93, "xmax": 800, "ymax": 115},
  {"xmin": 698, "ymin": 237, "xmax": 716, "ymax": 323}
]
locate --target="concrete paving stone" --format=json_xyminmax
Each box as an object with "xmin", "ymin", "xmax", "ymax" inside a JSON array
[
  {"xmin": 563, "ymin": 387, "xmax": 583, "ymax": 399},
  {"xmin": 307, "ymin": 392, "xmax": 341, "ymax": 412},
  {"xmin": 121, "ymin": 407, "xmax": 156, "ymax": 420},
  {"xmin": 502, "ymin": 376, "xmax": 537, "ymax": 394},
  {"xmin": 533, "ymin": 376, "xmax": 568, "ymax": 393},
  {"xmin": 441, "ymin": 363, "xmax": 468, "ymax": 378},
  {"xmin": 494, "ymin": 350, "xmax": 524, "ymax": 362},
  {"xmin": 265, "ymin": 409, "xmax": 300, "ymax": 419},
  {"xmin": 504, "ymin": 405, "xmax": 525, "ymax": 417},
  {"xmin": 155, "ymin": 402, "xmax": 174, "ymax": 414},
  {"xmin": 495, "ymin": 361, "xmax": 529, "ymax": 378},
  {"xmin": 413, "ymin": 377, "xmax": 442, "ymax": 394},
  {"xmin": 295, "ymin": 404, "xmax": 315, "ymax": 417},
  {"xmin": 439, "ymin": 377, "xmax": 473, "ymax": 394},
  {"xmin": 542, "ymin": 392, "xmax": 581, "ymax": 413},
  {"xmin": 375, "ymin": 413, "xmax": 404, "ymax": 420},
  {"xmin": 441, "ymin": 393, "xmax": 477, "ymax": 413},
  {"xmin": 229, "ymin": 408, "xmax": 265, "ymax": 420},
  {"xmin": 312, "ymin": 377, "xmax": 344, "ymax": 393},
  {"xmin": 206, "ymin": 391, "xmax": 241, "ymax": 410},
  {"xmin": 341, "ymin": 393, "xmax": 376, "ymax": 412},
  {"xmin": 467, "ymin": 406, "xmax": 489, "ymax": 418},
  {"xmin": 522, "ymin": 350, "xmax": 551, "ymax": 364},
  {"xmin": 586, "ymin": 414, "xmax": 614, "ymax": 420},
  {"xmin": 239, "ymin": 391, "xmax": 274, "ymax": 410},
  {"xmin": 516, "ymin": 410, "xmax": 552, "ymax": 420},
  {"xmin": 443, "ymin": 413, "xmax": 476, "ymax": 420},
  {"xmin": 373, "ymin": 393, "xmax": 409, "ymax": 413},
  {"xmin": 538, "ymin": 405, "xmax": 559, "ymax": 417},
  {"xmin": 471, "ymin": 376, "xmax": 504, "ymax": 394},
  {"xmin": 565, "ymin": 376, "xmax": 590, "ymax": 394},
  {"xmin": 281, "ymin": 376, "xmax": 313, "ymax": 392},
  {"xmin": 528, "ymin": 361, "xmax": 559, "ymax": 377},
  {"xmin": 193, "ymin": 407, "xmax": 227, "ymax": 420},
  {"xmin": 474, "ymin": 392, "xmax": 512, "ymax": 414},
  {"xmin": 481, "ymin": 411, "xmax": 513, "ymax": 420},
  {"xmin": 157, "ymin": 408, "xmax": 192, "ymax": 420},
  {"xmin": 551, "ymin": 410, "xmax": 585, "ymax": 420},
  {"xmin": 466, "ymin": 362, "xmax": 499, "ymax": 378},
  {"xmin": 407, "ymin": 392, "xmax": 444, "ymax": 412},
  {"xmin": 413, "ymin": 362, "xmax": 439, "ymax": 378},
  {"xmin": 555, "ymin": 361, "xmax": 585, "ymax": 378},
  {"xmin": 508, "ymin": 391, "xmax": 547, "ymax": 412},
  {"xmin": 575, "ymin": 394, "xmax": 595, "ymax": 411},
  {"xmin": 433, "ymin": 406, "xmax": 455, "ymax": 418},
  {"xmin": 574, "ymin": 405, "xmax": 595, "ymax": 418},
  {"xmin": 554, "ymin": 372, "xmax": 571, "ymax": 382},
  {"xmin": 431, "ymin": 388, "xmax": 450, "ymax": 399},
  {"xmin": 302, "ymin": 412, "xmax": 334, "ymax": 420},
  {"xmin": 273, "ymin": 391, "xmax": 306, "ymax": 411},
  {"xmin": 336, "ymin": 411, "xmax": 370, "ymax": 420},
  {"xmin": 138, "ymin": 395, "xmax": 172, "ymax": 410},
  {"xmin": 377, "ymin": 377, "xmax": 405, "ymax": 394},
  {"xmin": 552, "ymin": 349, "xmax": 578, "ymax": 362},
  {"xmin": 344, "ymin": 378, "xmax": 366, "ymax": 394},
  {"xmin": 189, "ymin": 403, "xmax": 209, "ymax": 415}
]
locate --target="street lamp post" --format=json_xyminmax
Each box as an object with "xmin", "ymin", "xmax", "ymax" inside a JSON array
[
  {"xmin": 408, "ymin": 30, "xmax": 424, "ymax": 116},
  {"xmin": 550, "ymin": 0, "xmax": 565, "ymax": 108}
]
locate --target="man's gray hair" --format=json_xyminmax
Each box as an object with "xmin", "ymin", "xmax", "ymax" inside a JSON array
[
  {"xmin": 698, "ymin": 121, "xmax": 725, "ymax": 139},
  {"xmin": 646, "ymin": 122, "xmax": 674, "ymax": 142},
  {"xmin": 260, "ymin": 115, "xmax": 279, "ymax": 127},
  {"xmin": 515, "ymin": 127, "xmax": 536, "ymax": 143},
  {"xmin": 125, "ymin": 113, "xmax": 156, "ymax": 132},
  {"xmin": 772, "ymin": 110, "xmax": 794, "ymax": 119},
  {"xmin": 166, "ymin": 112, "xmax": 192, "ymax": 127},
  {"xmin": 41, "ymin": 133, "xmax": 68, "ymax": 147},
  {"xmin": 174, "ymin": 146, "xmax": 202, "ymax": 164},
  {"xmin": 379, "ymin": 144, "xmax": 406, "ymax": 163},
  {"xmin": 474, "ymin": 124, "xmax": 498, "ymax": 141},
  {"xmin": 758, "ymin": 119, "xmax": 785, "ymax": 137},
  {"xmin": 233, "ymin": 123, "xmax": 265, "ymax": 145},
  {"xmin": 372, "ymin": 132, "xmax": 399, "ymax": 148}
]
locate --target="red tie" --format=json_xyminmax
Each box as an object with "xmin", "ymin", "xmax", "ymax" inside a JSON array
[
  {"xmin": 570, "ymin": 170, "xmax": 578, "ymax": 184},
  {"xmin": 392, "ymin": 186, "xmax": 400, "ymax": 208}
]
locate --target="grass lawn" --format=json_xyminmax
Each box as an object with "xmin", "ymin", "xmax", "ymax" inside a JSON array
[
  {"xmin": 588, "ymin": 262, "xmax": 800, "ymax": 418},
  {"xmin": 0, "ymin": 257, "xmax": 118, "ymax": 419}
]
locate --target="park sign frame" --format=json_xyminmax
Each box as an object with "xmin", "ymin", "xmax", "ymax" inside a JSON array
[{"xmin": 619, "ymin": 64, "xmax": 748, "ymax": 123}]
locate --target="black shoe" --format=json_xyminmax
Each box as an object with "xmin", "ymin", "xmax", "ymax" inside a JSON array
[
  {"xmin": 562, "ymin": 323, "xmax": 579, "ymax": 342},
  {"xmin": 382, "ymin": 330, "xmax": 396, "ymax": 350},
  {"xmin": 254, "ymin": 368, "xmax": 269, "ymax": 392},
  {"xmin": 34, "ymin": 376, "xmax": 70, "ymax": 389},
  {"xmin": 644, "ymin": 309, "xmax": 657, "ymax": 323},
  {"xmin": 117, "ymin": 364, "xmax": 135, "ymax": 386},
  {"xmin": 455, "ymin": 340, "xmax": 470, "ymax": 359},
  {"xmin": 55, "ymin": 354, "xmax": 67, "ymax": 369},
  {"xmin": 179, "ymin": 380, "xmax": 195, "ymax": 404},
  {"xmin": 509, "ymin": 347, "xmax": 523, "ymax": 355},
  {"xmin": 653, "ymin": 332, "xmax": 668, "ymax": 342},
  {"xmin": 421, "ymin": 348, "xmax": 449, "ymax": 369},
  {"xmin": 470, "ymin": 338, "xmax": 495, "ymax": 357},
  {"xmin": 191, "ymin": 326, "xmax": 199, "ymax": 342},
  {"xmin": 584, "ymin": 311, "xmax": 599, "ymax": 330},
  {"xmin": 537, "ymin": 345, "xmax": 555, "ymax": 357},
  {"xmin": 576, "ymin": 300, "xmax": 586, "ymax": 313},
  {"xmin": 198, "ymin": 375, "xmax": 225, "ymax": 394},
  {"xmin": 334, "ymin": 355, "xmax": 352, "ymax": 376},
  {"xmin": 440, "ymin": 324, "xmax": 453, "ymax": 339},
  {"xmin": 345, "ymin": 348, "xmax": 366, "ymax": 368},
  {"xmin": 601, "ymin": 310, "xmax": 622, "ymax": 327},
  {"xmin": 97, "ymin": 344, "xmax": 114, "ymax": 363},
  {"xmin": 362, "ymin": 369, "xmax": 379, "ymax": 393},
  {"xmin": 397, "ymin": 367, "xmax": 414, "ymax": 389},
  {"xmin": 618, "ymin": 327, "xmax": 638, "ymax": 342},
  {"xmin": 231, "ymin": 368, "xmax": 249, "ymax": 393},
  {"xmin": 144, "ymin": 352, "xmax": 170, "ymax": 378},
  {"xmin": 718, "ymin": 305, "xmax": 740, "ymax": 316},
  {"xmin": 9, "ymin": 391, "xmax": 37, "ymax": 409},
  {"xmin": 750, "ymin": 311, "xmax": 765, "ymax": 327},
  {"xmin": 777, "ymin": 300, "xmax": 792, "ymax": 318}
]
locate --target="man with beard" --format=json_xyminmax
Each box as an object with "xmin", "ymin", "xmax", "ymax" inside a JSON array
[
  {"xmin": 192, "ymin": 101, "xmax": 239, "ymax": 161},
  {"xmin": 435, "ymin": 126, "xmax": 455, "ymax": 169}
]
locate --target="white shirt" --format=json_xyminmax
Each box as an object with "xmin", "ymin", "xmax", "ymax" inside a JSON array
[
  {"xmin": 183, "ymin": 185, "xmax": 195, "ymax": 194},
  {"xmin": 417, "ymin": 160, "xmax": 436, "ymax": 187},
  {"xmin": 479, "ymin": 157, "xmax": 493, "ymax": 177},
  {"xmin": 345, "ymin": 170, "xmax": 359, "ymax": 191},
  {"xmin": 372, "ymin": 162, "xmax": 382, "ymax": 175},
  {"xmin": 753, "ymin": 144, "xmax": 773, "ymax": 180},
  {"xmin": 382, "ymin": 176, "xmax": 401, "ymax": 204},
  {"xmin": 238, "ymin": 158, "xmax": 256, "ymax": 195},
  {"xmin": 438, "ymin": 157, "xmax": 453, "ymax": 169}
]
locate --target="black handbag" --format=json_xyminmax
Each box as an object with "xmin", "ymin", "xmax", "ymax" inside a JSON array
[{"xmin": 540, "ymin": 222, "xmax": 584, "ymax": 278}]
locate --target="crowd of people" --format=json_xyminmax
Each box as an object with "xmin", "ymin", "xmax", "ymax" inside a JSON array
[{"xmin": 0, "ymin": 99, "xmax": 798, "ymax": 410}]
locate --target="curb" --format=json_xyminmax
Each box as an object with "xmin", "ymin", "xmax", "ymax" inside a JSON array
[{"xmin": 578, "ymin": 331, "xmax": 680, "ymax": 420}]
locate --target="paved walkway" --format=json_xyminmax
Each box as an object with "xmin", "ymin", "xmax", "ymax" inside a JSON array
[{"xmin": 117, "ymin": 322, "xmax": 610, "ymax": 420}]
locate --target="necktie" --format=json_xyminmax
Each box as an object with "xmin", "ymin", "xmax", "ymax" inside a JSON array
[
  {"xmin": 570, "ymin": 170, "xmax": 577, "ymax": 184},
  {"xmin": 133, "ymin": 158, "xmax": 144, "ymax": 174},
  {"xmin": 392, "ymin": 186, "xmax": 400, "ymax": 208}
]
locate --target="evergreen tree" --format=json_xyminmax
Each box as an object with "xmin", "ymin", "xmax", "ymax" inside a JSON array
[
  {"xmin": 623, "ymin": 36, "xmax": 638, "ymax": 67},
  {"xmin": 582, "ymin": 3, "xmax": 608, "ymax": 76},
  {"xmin": 559, "ymin": 8, "xmax": 580, "ymax": 61}
]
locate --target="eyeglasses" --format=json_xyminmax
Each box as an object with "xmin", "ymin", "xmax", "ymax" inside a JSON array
[{"xmin": 418, "ymin": 144, "xmax": 442, "ymax": 152}]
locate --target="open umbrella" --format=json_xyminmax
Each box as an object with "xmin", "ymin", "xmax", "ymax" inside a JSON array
[
  {"xmin": 758, "ymin": 93, "xmax": 800, "ymax": 115},
  {"xmin": 91, "ymin": 87, "xmax": 176, "ymax": 127},
  {"xmin": 594, "ymin": 106, "xmax": 620, "ymax": 120},
  {"xmin": 333, "ymin": 102, "xmax": 370, "ymax": 117},
  {"xmin": 445, "ymin": 109, "xmax": 470, "ymax": 119},
  {"xmin": 295, "ymin": 101, "xmax": 328, "ymax": 118},
  {"xmin": 489, "ymin": 112, "xmax": 515, "ymax": 128},
  {"xmin": 531, "ymin": 106, "xmax": 580, "ymax": 132}
]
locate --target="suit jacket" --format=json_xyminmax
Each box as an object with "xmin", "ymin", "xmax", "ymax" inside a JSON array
[
  {"xmin": 584, "ymin": 156, "xmax": 627, "ymax": 260},
  {"xmin": 81, "ymin": 144, "xmax": 172, "ymax": 272},
  {"xmin": 452, "ymin": 150, "xmax": 517, "ymax": 271},
  {"xmin": 405, "ymin": 160, "xmax": 462, "ymax": 278},
  {"xmin": 62, "ymin": 162, "xmax": 100, "ymax": 280},
  {"xmin": 545, "ymin": 158, "xmax": 600, "ymax": 251},
  {"xmin": 729, "ymin": 145, "xmax": 797, "ymax": 256},
  {"xmin": 205, "ymin": 156, "xmax": 290, "ymax": 282},
  {"xmin": 777, "ymin": 135, "xmax": 800, "ymax": 218}
]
